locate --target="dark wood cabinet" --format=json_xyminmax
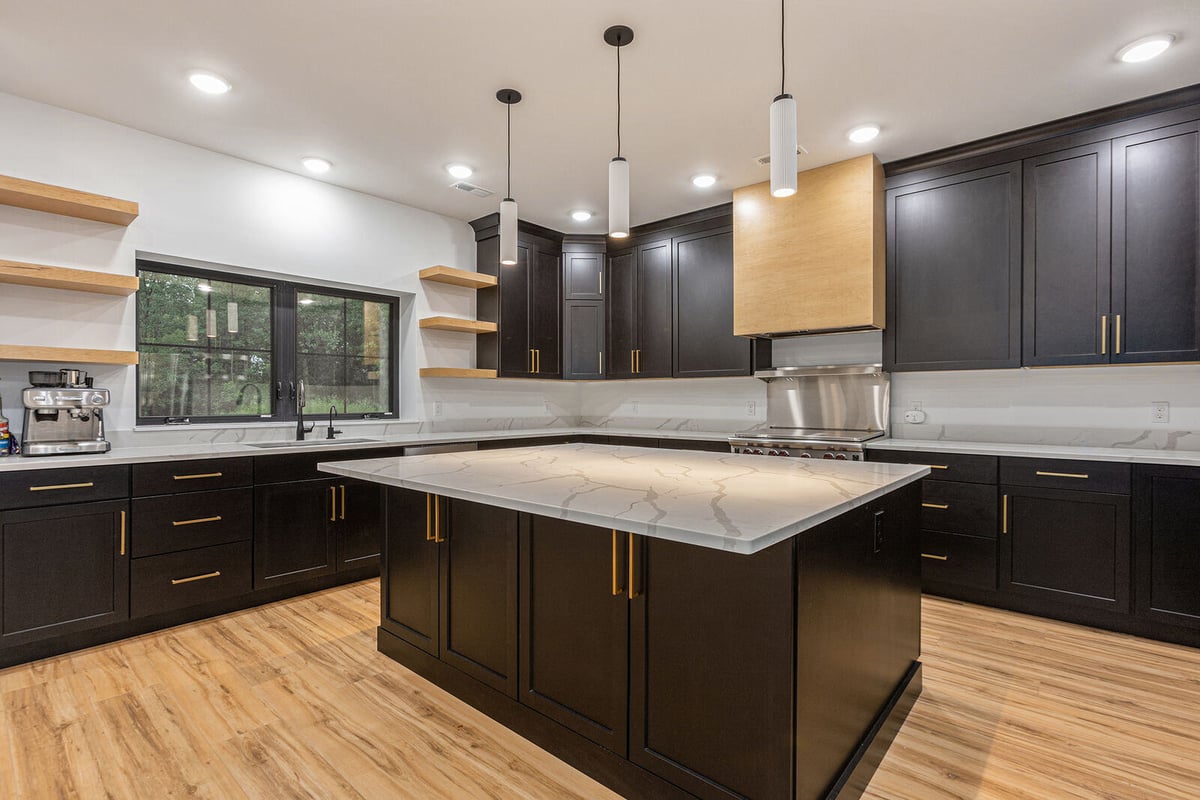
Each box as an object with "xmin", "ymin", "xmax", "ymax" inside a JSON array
[
  {"xmin": 382, "ymin": 488, "xmax": 440, "ymax": 656},
  {"xmin": 495, "ymin": 232, "xmax": 561, "ymax": 378},
  {"xmin": 1133, "ymin": 465, "xmax": 1200, "ymax": 629},
  {"xmin": 562, "ymin": 300, "xmax": 605, "ymax": 380},
  {"xmin": 885, "ymin": 161, "xmax": 1023, "ymax": 371},
  {"xmin": 519, "ymin": 517, "xmax": 628, "ymax": 754},
  {"xmin": 635, "ymin": 239, "xmax": 673, "ymax": 378},
  {"xmin": 1022, "ymin": 142, "xmax": 1113, "ymax": 366},
  {"xmin": 253, "ymin": 479, "xmax": 338, "ymax": 589},
  {"xmin": 336, "ymin": 478, "xmax": 383, "ymax": 570},
  {"xmin": 1112, "ymin": 119, "xmax": 1200, "ymax": 364},
  {"xmin": 606, "ymin": 249, "xmax": 637, "ymax": 379},
  {"xmin": 563, "ymin": 249, "xmax": 605, "ymax": 300},
  {"xmin": 672, "ymin": 226, "xmax": 752, "ymax": 377},
  {"xmin": 1, "ymin": 499, "xmax": 129, "ymax": 648}
]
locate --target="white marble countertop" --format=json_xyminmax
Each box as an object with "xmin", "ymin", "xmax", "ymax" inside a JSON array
[
  {"xmin": 318, "ymin": 443, "xmax": 929, "ymax": 555},
  {"xmin": 866, "ymin": 438, "xmax": 1200, "ymax": 467}
]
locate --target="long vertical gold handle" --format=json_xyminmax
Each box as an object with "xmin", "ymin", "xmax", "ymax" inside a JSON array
[
  {"xmin": 636, "ymin": 349, "xmax": 641, "ymax": 374},
  {"xmin": 630, "ymin": 350, "xmax": 636, "ymax": 373},
  {"xmin": 611, "ymin": 530, "xmax": 621, "ymax": 596},
  {"xmin": 536, "ymin": 349, "xmax": 541, "ymax": 373},
  {"xmin": 340, "ymin": 485, "xmax": 346, "ymax": 520},
  {"xmin": 1115, "ymin": 314, "xmax": 1122, "ymax": 354},
  {"xmin": 598, "ymin": 271, "xmax": 603, "ymax": 295},
  {"xmin": 627, "ymin": 532, "xmax": 639, "ymax": 600},
  {"xmin": 329, "ymin": 486, "xmax": 336, "ymax": 522},
  {"xmin": 1002, "ymin": 494, "xmax": 1009, "ymax": 534},
  {"xmin": 529, "ymin": 349, "xmax": 534, "ymax": 373},
  {"xmin": 1101, "ymin": 315, "xmax": 1108, "ymax": 355},
  {"xmin": 434, "ymin": 497, "xmax": 444, "ymax": 543},
  {"xmin": 426, "ymin": 493, "xmax": 434, "ymax": 541},
  {"xmin": 598, "ymin": 350, "xmax": 603, "ymax": 374},
  {"xmin": 120, "ymin": 510, "xmax": 126, "ymax": 556}
]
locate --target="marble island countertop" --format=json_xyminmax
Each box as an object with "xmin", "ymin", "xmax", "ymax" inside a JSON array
[{"xmin": 318, "ymin": 443, "xmax": 929, "ymax": 554}]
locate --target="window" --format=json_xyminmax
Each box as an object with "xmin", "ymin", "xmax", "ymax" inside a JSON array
[{"xmin": 136, "ymin": 259, "xmax": 398, "ymax": 424}]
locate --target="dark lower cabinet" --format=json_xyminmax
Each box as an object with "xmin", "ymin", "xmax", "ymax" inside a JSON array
[
  {"xmin": 337, "ymin": 479, "xmax": 383, "ymax": 570},
  {"xmin": 382, "ymin": 488, "xmax": 440, "ymax": 656},
  {"xmin": 1134, "ymin": 465, "xmax": 1200, "ymax": 629},
  {"xmin": 562, "ymin": 300, "xmax": 605, "ymax": 380},
  {"xmin": 253, "ymin": 479, "xmax": 338, "ymax": 588},
  {"xmin": 672, "ymin": 226, "xmax": 751, "ymax": 377},
  {"xmin": 0, "ymin": 500, "xmax": 129, "ymax": 648}
]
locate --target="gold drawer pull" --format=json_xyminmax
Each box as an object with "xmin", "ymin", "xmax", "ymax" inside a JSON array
[
  {"xmin": 1035, "ymin": 471, "xmax": 1089, "ymax": 479},
  {"xmin": 173, "ymin": 472, "xmax": 223, "ymax": 481},
  {"xmin": 928, "ymin": 465, "xmax": 949, "ymax": 470},
  {"xmin": 1002, "ymin": 494, "xmax": 1009, "ymax": 534},
  {"xmin": 921, "ymin": 553, "xmax": 949, "ymax": 561},
  {"xmin": 921, "ymin": 502, "xmax": 950, "ymax": 510},
  {"xmin": 172, "ymin": 516, "xmax": 222, "ymax": 527},
  {"xmin": 29, "ymin": 481, "xmax": 94, "ymax": 492},
  {"xmin": 171, "ymin": 571, "xmax": 221, "ymax": 586}
]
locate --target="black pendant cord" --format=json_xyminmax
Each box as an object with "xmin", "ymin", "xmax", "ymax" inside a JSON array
[
  {"xmin": 616, "ymin": 40, "xmax": 622, "ymax": 158},
  {"xmin": 506, "ymin": 102, "xmax": 512, "ymax": 198},
  {"xmin": 780, "ymin": 0, "xmax": 786, "ymax": 96}
]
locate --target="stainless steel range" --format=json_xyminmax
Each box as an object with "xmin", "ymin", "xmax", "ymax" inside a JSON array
[{"xmin": 729, "ymin": 364, "xmax": 889, "ymax": 460}]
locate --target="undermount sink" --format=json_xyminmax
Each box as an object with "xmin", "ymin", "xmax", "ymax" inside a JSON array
[{"xmin": 247, "ymin": 437, "xmax": 381, "ymax": 449}]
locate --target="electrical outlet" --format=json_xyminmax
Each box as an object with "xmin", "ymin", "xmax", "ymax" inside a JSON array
[
  {"xmin": 1151, "ymin": 401, "xmax": 1170, "ymax": 423},
  {"xmin": 746, "ymin": 400, "xmax": 757, "ymax": 416},
  {"xmin": 433, "ymin": 400, "xmax": 443, "ymax": 417}
]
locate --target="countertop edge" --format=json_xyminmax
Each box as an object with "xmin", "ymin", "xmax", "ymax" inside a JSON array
[{"xmin": 866, "ymin": 437, "xmax": 1200, "ymax": 467}]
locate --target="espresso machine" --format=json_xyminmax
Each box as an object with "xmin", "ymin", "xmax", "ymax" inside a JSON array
[{"xmin": 21, "ymin": 369, "xmax": 112, "ymax": 456}]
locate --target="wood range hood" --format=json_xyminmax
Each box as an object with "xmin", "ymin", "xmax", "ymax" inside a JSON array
[{"xmin": 732, "ymin": 153, "xmax": 884, "ymax": 337}]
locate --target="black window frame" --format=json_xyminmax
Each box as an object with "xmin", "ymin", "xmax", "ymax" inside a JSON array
[{"xmin": 135, "ymin": 258, "xmax": 400, "ymax": 426}]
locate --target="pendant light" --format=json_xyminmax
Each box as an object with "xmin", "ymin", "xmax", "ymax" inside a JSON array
[
  {"xmin": 497, "ymin": 88, "xmax": 522, "ymax": 265},
  {"xmin": 769, "ymin": 0, "xmax": 797, "ymax": 198},
  {"xmin": 605, "ymin": 25, "xmax": 634, "ymax": 239}
]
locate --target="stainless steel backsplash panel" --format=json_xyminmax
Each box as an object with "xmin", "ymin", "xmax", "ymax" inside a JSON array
[{"xmin": 759, "ymin": 365, "xmax": 889, "ymax": 433}]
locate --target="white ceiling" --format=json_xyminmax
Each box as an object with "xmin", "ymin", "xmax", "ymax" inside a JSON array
[{"xmin": 0, "ymin": 1, "xmax": 1196, "ymax": 233}]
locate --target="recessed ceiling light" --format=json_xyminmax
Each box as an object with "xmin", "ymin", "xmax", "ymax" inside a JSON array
[
  {"xmin": 301, "ymin": 157, "xmax": 332, "ymax": 174},
  {"xmin": 1117, "ymin": 34, "xmax": 1176, "ymax": 63},
  {"xmin": 691, "ymin": 174, "xmax": 717, "ymax": 188},
  {"xmin": 571, "ymin": 210, "xmax": 593, "ymax": 222},
  {"xmin": 188, "ymin": 70, "xmax": 231, "ymax": 95},
  {"xmin": 446, "ymin": 164, "xmax": 473, "ymax": 179},
  {"xmin": 847, "ymin": 124, "xmax": 881, "ymax": 144}
]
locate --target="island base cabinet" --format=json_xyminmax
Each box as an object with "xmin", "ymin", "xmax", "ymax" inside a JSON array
[
  {"xmin": 337, "ymin": 479, "xmax": 383, "ymax": 570},
  {"xmin": 382, "ymin": 489, "xmax": 440, "ymax": 655}
]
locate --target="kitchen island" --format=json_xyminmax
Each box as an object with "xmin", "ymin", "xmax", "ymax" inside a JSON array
[{"xmin": 320, "ymin": 444, "xmax": 928, "ymax": 800}]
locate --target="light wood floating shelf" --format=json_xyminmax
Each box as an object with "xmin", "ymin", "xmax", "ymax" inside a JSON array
[
  {"xmin": 0, "ymin": 259, "xmax": 140, "ymax": 296},
  {"xmin": 419, "ymin": 367, "xmax": 497, "ymax": 379},
  {"xmin": 419, "ymin": 266, "xmax": 497, "ymax": 289},
  {"xmin": 0, "ymin": 345, "xmax": 139, "ymax": 366},
  {"xmin": 0, "ymin": 174, "xmax": 139, "ymax": 226},
  {"xmin": 418, "ymin": 316, "xmax": 498, "ymax": 334}
]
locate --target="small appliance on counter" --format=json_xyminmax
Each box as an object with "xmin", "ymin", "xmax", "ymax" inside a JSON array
[
  {"xmin": 21, "ymin": 368, "xmax": 112, "ymax": 456},
  {"xmin": 729, "ymin": 364, "xmax": 889, "ymax": 460}
]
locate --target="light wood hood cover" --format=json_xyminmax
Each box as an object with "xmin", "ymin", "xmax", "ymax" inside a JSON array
[{"xmin": 733, "ymin": 154, "xmax": 884, "ymax": 337}]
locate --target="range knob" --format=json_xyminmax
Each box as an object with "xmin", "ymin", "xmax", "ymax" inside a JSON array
[
  {"xmin": 822, "ymin": 453, "xmax": 834, "ymax": 459},
  {"xmin": 798, "ymin": 452, "xmax": 812, "ymax": 458},
  {"xmin": 835, "ymin": 453, "xmax": 847, "ymax": 460}
]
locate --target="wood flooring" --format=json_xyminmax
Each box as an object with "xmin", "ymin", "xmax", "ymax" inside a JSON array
[{"xmin": 1, "ymin": 582, "xmax": 1197, "ymax": 799}]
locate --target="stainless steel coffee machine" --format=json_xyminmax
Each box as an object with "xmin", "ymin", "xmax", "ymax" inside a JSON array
[{"xmin": 21, "ymin": 369, "xmax": 112, "ymax": 456}]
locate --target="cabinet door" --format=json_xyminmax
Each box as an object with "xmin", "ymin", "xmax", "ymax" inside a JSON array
[
  {"xmin": 1134, "ymin": 465, "xmax": 1200, "ymax": 629},
  {"xmin": 336, "ymin": 479, "xmax": 383, "ymax": 571},
  {"xmin": 1000, "ymin": 486, "xmax": 1130, "ymax": 612},
  {"xmin": 1112, "ymin": 120, "xmax": 1200, "ymax": 364},
  {"xmin": 439, "ymin": 497, "xmax": 519, "ymax": 697},
  {"xmin": 636, "ymin": 239, "xmax": 674, "ymax": 378},
  {"xmin": 607, "ymin": 250, "xmax": 637, "ymax": 379},
  {"xmin": 886, "ymin": 162, "xmax": 1023, "ymax": 371},
  {"xmin": 564, "ymin": 251, "xmax": 604, "ymax": 300},
  {"xmin": 498, "ymin": 240, "xmax": 532, "ymax": 377},
  {"xmin": 673, "ymin": 226, "xmax": 752, "ymax": 378},
  {"xmin": 1, "ymin": 500, "xmax": 129, "ymax": 648},
  {"xmin": 382, "ymin": 488, "xmax": 440, "ymax": 656},
  {"xmin": 1023, "ymin": 142, "xmax": 1112, "ymax": 366},
  {"xmin": 519, "ymin": 518, "xmax": 628, "ymax": 754},
  {"xmin": 562, "ymin": 300, "xmax": 605, "ymax": 380},
  {"xmin": 530, "ymin": 246, "xmax": 562, "ymax": 378},
  {"xmin": 253, "ymin": 479, "xmax": 336, "ymax": 589}
]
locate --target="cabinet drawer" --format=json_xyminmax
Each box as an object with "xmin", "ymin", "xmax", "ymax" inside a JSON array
[
  {"xmin": 1000, "ymin": 457, "xmax": 1130, "ymax": 494},
  {"xmin": 869, "ymin": 449, "xmax": 997, "ymax": 484},
  {"xmin": 132, "ymin": 457, "xmax": 253, "ymax": 497},
  {"xmin": 0, "ymin": 465, "xmax": 129, "ymax": 510},
  {"xmin": 132, "ymin": 488, "xmax": 252, "ymax": 557},
  {"xmin": 131, "ymin": 541, "xmax": 252, "ymax": 618},
  {"xmin": 922, "ymin": 480, "xmax": 997, "ymax": 537},
  {"xmin": 253, "ymin": 446, "xmax": 409, "ymax": 484},
  {"xmin": 921, "ymin": 531, "xmax": 997, "ymax": 591}
]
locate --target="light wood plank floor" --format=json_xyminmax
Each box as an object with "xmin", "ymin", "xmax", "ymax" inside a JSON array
[{"xmin": 1, "ymin": 582, "xmax": 1197, "ymax": 799}]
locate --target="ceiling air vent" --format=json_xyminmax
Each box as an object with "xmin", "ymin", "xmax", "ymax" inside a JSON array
[
  {"xmin": 450, "ymin": 181, "xmax": 494, "ymax": 198},
  {"xmin": 754, "ymin": 145, "xmax": 808, "ymax": 167}
]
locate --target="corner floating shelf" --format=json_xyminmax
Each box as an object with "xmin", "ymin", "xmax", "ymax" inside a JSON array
[
  {"xmin": 419, "ymin": 266, "xmax": 497, "ymax": 289},
  {"xmin": 0, "ymin": 345, "xmax": 139, "ymax": 366},
  {"xmin": 418, "ymin": 316, "xmax": 498, "ymax": 334},
  {"xmin": 0, "ymin": 174, "xmax": 139, "ymax": 226},
  {"xmin": 419, "ymin": 367, "xmax": 497, "ymax": 379},
  {"xmin": 0, "ymin": 259, "xmax": 139, "ymax": 296}
]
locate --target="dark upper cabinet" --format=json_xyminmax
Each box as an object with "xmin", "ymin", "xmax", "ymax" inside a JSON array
[
  {"xmin": 636, "ymin": 239, "xmax": 674, "ymax": 378},
  {"xmin": 562, "ymin": 300, "xmax": 605, "ymax": 380},
  {"xmin": 530, "ymin": 245, "xmax": 562, "ymax": 378},
  {"xmin": 1112, "ymin": 120, "xmax": 1200, "ymax": 364},
  {"xmin": 672, "ymin": 226, "xmax": 752, "ymax": 378},
  {"xmin": 497, "ymin": 240, "xmax": 533, "ymax": 377},
  {"xmin": 607, "ymin": 249, "xmax": 637, "ymax": 379},
  {"xmin": 1022, "ymin": 142, "xmax": 1113, "ymax": 366},
  {"xmin": 563, "ymin": 250, "xmax": 604, "ymax": 300},
  {"xmin": 885, "ymin": 161, "xmax": 1023, "ymax": 371},
  {"xmin": 253, "ymin": 479, "xmax": 338, "ymax": 589},
  {"xmin": 1133, "ymin": 465, "xmax": 1200, "ymax": 629},
  {"xmin": 382, "ymin": 488, "xmax": 440, "ymax": 656},
  {"xmin": 485, "ymin": 227, "xmax": 562, "ymax": 379}
]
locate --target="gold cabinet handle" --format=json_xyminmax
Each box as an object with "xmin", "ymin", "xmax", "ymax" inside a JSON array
[
  {"xmin": 1115, "ymin": 314, "xmax": 1122, "ymax": 355},
  {"xmin": 1101, "ymin": 314, "xmax": 1108, "ymax": 355},
  {"xmin": 1036, "ymin": 470, "xmax": 1089, "ymax": 479},
  {"xmin": 425, "ymin": 493, "xmax": 434, "ymax": 541},
  {"xmin": 120, "ymin": 509, "xmax": 126, "ymax": 556},
  {"xmin": 173, "ymin": 472, "xmax": 223, "ymax": 481},
  {"xmin": 599, "ymin": 350, "xmax": 603, "ymax": 374},
  {"xmin": 29, "ymin": 481, "xmax": 94, "ymax": 492},
  {"xmin": 928, "ymin": 465, "xmax": 949, "ymax": 471},
  {"xmin": 630, "ymin": 349, "xmax": 636, "ymax": 374},
  {"xmin": 340, "ymin": 485, "xmax": 346, "ymax": 520},
  {"xmin": 611, "ymin": 530, "xmax": 621, "ymax": 596},
  {"xmin": 921, "ymin": 553, "xmax": 949, "ymax": 561},
  {"xmin": 627, "ymin": 532, "xmax": 639, "ymax": 600},
  {"xmin": 171, "ymin": 571, "xmax": 221, "ymax": 586},
  {"xmin": 530, "ymin": 349, "xmax": 536, "ymax": 373},
  {"xmin": 329, "ymin": 486, "xmax": 336, "ymax": 522},
  {"xmin": 434, "ymin": 497, "xmax": 445, "ymax": 543},
  {"xmin": 1002, "ymin": 494, "xmax": 1009, "ymax": 534},
  {"xmin": 172, "ymin": 516, "xmax": 222, "ymax": 527},
  {"xmin": 536, "ymin": 349, "xmax": 541, "ymax": 373},
  {"xmin": 921, "ymin": 502, "xmax": 950, "ymax": 510},
  {"xmin": 598, "ymin": 270, "xmax": 603, "ymax": 295}
]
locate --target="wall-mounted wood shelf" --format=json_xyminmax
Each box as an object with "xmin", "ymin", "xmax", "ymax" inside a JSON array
[
  {"xmin": 419, "ymin": 266, "xmax": 497, "ymax": 289},
  {"xmin": 0, "ymin": 259, "xmax": 139, "ymax": 296},
  {"xmin": 0, "ymin": 345, "xmax": 139, "ymax": 366},
  {"xmin": 419, "ymin": 367, "xmax": 497, "ymax": 379},
  {"xmin": 0, "ymin": 175, "xmax": 139, "ymax": 226},
  {"xmin": 418, "ymin": 316, "xmax": 497, "ymax": 334}
]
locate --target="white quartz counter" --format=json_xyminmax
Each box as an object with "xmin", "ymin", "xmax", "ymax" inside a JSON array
[
  {"xmin": 866, "ymin": 438, "xmax": 1200, "ymax": 467},
  {"xmin": 318, "ymin": 443, "xmax": 929, "ymax": 555}
]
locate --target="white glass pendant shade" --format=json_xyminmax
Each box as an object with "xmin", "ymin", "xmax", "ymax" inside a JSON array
[
  {"xmin": 186, "ymin": 314, "xmax": 199, "ymax": 342},
  {"xmin": 499, "ymin": 198, "xmax": 518, "ymax": 265},
  {"xmin": 206, "ymin": 308, "xmax": 218, "ymax": 339},
  {"xmin": 227, "ymin": 302, "xmax": 239, "ymax": 334},
  {"xmin": 770, "ymin": 94, "xmax": 797, "ymax": 198},
  {"xmin": 609, "ymin": 157, "xmax": 630, "ymax": 238}
]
